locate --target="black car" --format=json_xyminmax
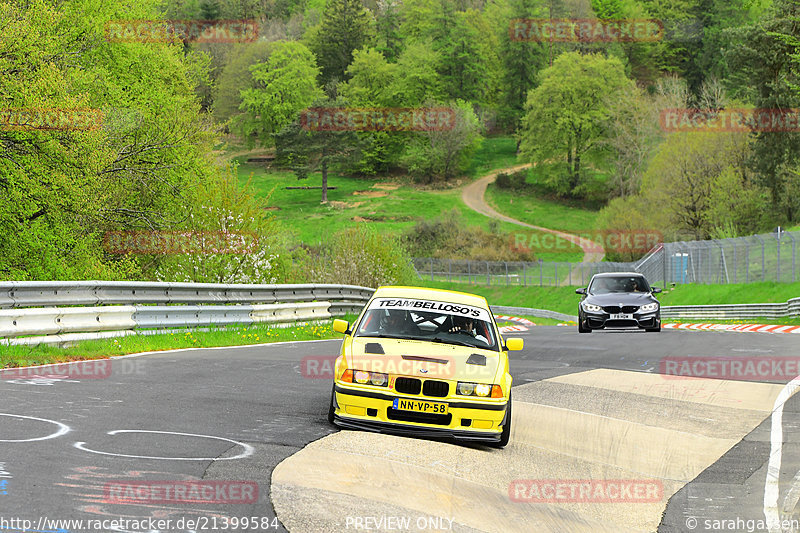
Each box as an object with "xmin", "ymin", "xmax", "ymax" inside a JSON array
[{"xmin": 576, "ymin": 273, "xmax": 662, "ymax": 333}]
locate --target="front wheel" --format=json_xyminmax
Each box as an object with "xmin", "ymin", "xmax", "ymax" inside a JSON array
[
  {"xmin": 327, "ymin": 385, "xmax": 336, "ymax": 424},
  {"xmin": 493, "ymin": 395, "xmax": 512, "ymax": 448},
  {"xmin": 578, "ymin": 316, "xmax": 591, "ymax": 333}
]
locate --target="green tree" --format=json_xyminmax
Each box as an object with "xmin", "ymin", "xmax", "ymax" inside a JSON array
[
  {"xmin": 273, "ymin": 99, "xmax": 362, "ymax": 203},
  {"xmin": 497, "ymin": 0, "xmax": 548, "ymax": 134},
  {"xmin": 237, "ymin": 41, "xmax": 322, "ymax": 147},
  {"xmin": 309, "ymin": 0, "xmax": 375, "ymax": 84},
  {"xmin": 518, "ymin": 52, "xmax": 634, "ymax": 196},
  {"xmin": 339, "ymin": 47, "xmax": 406, "ymax": 174},
  {"xmin": 727, "ymin": 0, "xmax": 800, "ymax": 224},
  {"xmin": 212, "ymin": 41, "xmax": 272, "ymax": 124},
  {"xmin": 401, "ymin": 100, "xmax": 483, "ymax": 182}
]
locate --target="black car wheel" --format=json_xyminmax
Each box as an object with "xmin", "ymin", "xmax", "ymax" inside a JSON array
[
  {"xmin": 577, "ymin": 313, "xmax": 591, "ymax": 333},
  {"xmin": 327, "ymin": 385, "xmax": 336, "ymax": 424},
  {"xmin": 492, "ymin": 394, "xmax": 512, "ymax": 448}
]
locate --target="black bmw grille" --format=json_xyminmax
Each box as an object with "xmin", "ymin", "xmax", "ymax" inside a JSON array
[
  {"xmin": 602, "ymin": 305, "xmax": 639, "ymax": 314},
  {"xmin": 422, "ymin": 380, "xmax": 449, "ymax": 397},
  {"xmin": 395, "ymin": 377, "xmax": 421, "ymax": 395}
]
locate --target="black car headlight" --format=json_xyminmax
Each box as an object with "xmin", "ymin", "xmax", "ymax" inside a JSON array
[
  {"xmin": 582, "ymin": 302, "xmax": 603, "ymax": 312},
  {"xmin": 639, "ymin": 303, "xmax": 659, "ymax": 312}
]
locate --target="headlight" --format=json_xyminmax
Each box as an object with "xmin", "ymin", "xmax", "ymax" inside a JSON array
[
  {"xmin": 349, "ymin": 370, "xmax": 388, "ymax": 387},
  {"xmin": 475, "ymin": 384, "xmax": 492, "ymax": 397},
  {"xmin": 582, "ymin": 302, "xmax": 603, "ymax": 312},
  {"xmin": 640, "ymin": 303, "xmax": 659, "ymax": 312},
  {"xmin": 457, "ymin": 381, "xmax": 503, "ymax": 398},
  {"xmin": 457, "ymin": 382, "xmax": 476, "ymax": 396}
]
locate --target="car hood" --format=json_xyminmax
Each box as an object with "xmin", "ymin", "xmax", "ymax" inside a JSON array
[
  {"xmin": 585, "ymin": 293, "xmax": 659, "ymax": 306},
  {"xmin": 346, "ymin": 337, "xmax": 500, "ymax": 382}
]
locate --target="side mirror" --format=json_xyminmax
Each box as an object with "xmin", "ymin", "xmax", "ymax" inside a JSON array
[
  {"xmin": 575, "ymin": 288, "xmax": 586, "ymax": 295},
  {"xmin": 332, "ymin": 319, "xmax": 350, "ymax": 334},
  {"xmin": 505, "ymin": 338, "xmax": 524, "ymax": 351},
  {"xmin": 652, "ymin": 287, "xmax": 662, "ymax": 294}
]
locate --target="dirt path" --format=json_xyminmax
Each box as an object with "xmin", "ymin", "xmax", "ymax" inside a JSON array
[{"xmin": 461, "ymin": 164, "xmax": 605, "ymax": 263}]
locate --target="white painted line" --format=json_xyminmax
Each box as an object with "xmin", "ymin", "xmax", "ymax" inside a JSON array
[
  {"xmin": 764, "ymin": 375, "xmax": 800, "ymax": 532},
  {"xmin": 74, "ymin": 429, "xmax": 254, "ymax": 461},
  {"xmin": 0, "ymin": 413, "xmax": 71, "ymax": 442}
]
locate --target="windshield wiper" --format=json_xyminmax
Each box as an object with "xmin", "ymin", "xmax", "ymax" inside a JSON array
[{"xmin": 430, "ymin": 336, "xmax": 476, "ymax": 348}]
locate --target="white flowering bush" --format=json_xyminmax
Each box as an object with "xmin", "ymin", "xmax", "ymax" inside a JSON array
[{"xmin": 153, "ymin": 170, "xmax": 290, "ymax": 284}]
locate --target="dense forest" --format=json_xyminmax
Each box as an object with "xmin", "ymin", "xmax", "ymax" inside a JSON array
[{"xmin": 1, "ymin": 0, "xmax": 798, "ymax": 280}]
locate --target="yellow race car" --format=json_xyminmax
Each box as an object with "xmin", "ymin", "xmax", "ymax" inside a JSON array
[{"xmin": 328, "ymin": 286, "xmax": 523, "ymax": 447}]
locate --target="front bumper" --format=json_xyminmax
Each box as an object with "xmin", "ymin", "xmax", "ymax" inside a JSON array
[
  {"xmin": 332, "ymin": 384, "xmax": 508, "ymax": 443},
  {"xmin": 582, "ymin": 311, "xmax": 660, "ymax": 330}
]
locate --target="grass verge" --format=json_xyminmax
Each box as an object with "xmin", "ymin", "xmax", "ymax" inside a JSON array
[{"xmin": 0, "ymin": 320, "xmax": 352, "ymax": 369}]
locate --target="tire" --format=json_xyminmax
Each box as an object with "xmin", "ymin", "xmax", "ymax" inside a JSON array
[
  {"xmin": 493, "ymin": 395, "xmax": 512, "ymax": 448},
  {"xmin": 578, "ymin": 316, "xmax": 591, "ymax": 333},
  {"xmin": 646, "ymin": 327, "xmax": 661, "ymax": 332},
  {"xmin": 327, "ymin": 385, "xmax": 336, "ymax": 425}
]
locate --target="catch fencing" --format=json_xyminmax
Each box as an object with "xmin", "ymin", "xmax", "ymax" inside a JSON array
[{"xmin": 413, "ymin": 229, "xmax": 800, "ymax": 287}]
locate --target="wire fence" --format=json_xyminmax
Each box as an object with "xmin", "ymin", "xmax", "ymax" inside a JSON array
[{"xmin": 412, "ymin": 229, "xmax": 800, "ymax": 287}]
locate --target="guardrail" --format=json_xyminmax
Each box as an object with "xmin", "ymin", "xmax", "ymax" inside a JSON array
[
  {"xmin": 0, "ymin": 282, "xmax": 374, "ymax": 347},
  {"xmin": 491, "ymin": 298, "xmax": 800, "ymax": 323},
  {"xmin": 660, "ymin": 298, "xmax": 800, "ymax": 320}
]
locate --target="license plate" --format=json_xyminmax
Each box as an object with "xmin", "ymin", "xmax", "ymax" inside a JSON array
[
  {"xmin": 610, "ymin": 313, "xmax": 633, "ymax": 320},
  {"xmin": 392, "ymin": 398, "xmax": 449, "ymax": 415}
]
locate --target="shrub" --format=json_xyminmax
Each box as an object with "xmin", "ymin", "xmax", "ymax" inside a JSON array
[
  {"xmin": 402, "ymin": 210, "xmax": 536, "ymax": 261},
  {"xmin": 303, "ymin": 225, "xmax": 417, "ymax": 287}
]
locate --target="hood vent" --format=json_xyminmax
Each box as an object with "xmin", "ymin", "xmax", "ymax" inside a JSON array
[
  {"xmin": 466, "ymin": 353, "xmax": 486, "ymax": 366},
  {"xmin": 364, "ymin": 343, "xmax": 385, "ymax": 354}
]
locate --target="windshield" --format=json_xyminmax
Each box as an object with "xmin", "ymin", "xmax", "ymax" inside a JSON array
[
  {"xmin": 589, "ymin": 276, "xmax": 651, "ymax": 295},
  {"xmin": 354, "ymin": 297, "xmax": 499, "ymax": 351}
]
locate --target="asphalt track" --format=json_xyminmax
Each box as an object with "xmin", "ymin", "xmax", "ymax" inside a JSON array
[{"xmin": 2, "ymin": 327, "xmax": 800, "ymax": 532}]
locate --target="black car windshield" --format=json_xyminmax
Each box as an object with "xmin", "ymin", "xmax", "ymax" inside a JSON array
[
  {"xmin": 354, "ymin": 297, "xmax": 499, "ymax": 351},
  {"xmin": 589, "ymin": 276, "xmax": 651, "ymax": 295}
]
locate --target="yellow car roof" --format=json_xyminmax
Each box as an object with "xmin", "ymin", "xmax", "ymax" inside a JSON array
[{"xmin": 372, "ymin": 286, "xmax": 489, "ymax": 308}]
